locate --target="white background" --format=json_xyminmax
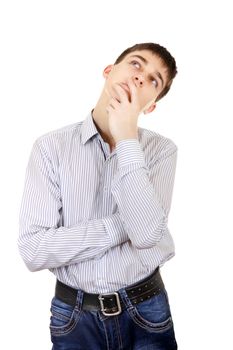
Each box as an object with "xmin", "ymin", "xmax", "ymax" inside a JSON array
[{"xmin": 0, "ymin": 0, "xmax": 232, "ymax": 349}]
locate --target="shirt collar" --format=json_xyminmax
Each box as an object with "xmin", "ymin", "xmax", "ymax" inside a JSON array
[
  {"xmin": 81, "ymin": 109, "xmax": 143, "ymax": 146},
  {"xmin": 81, "ymin": 110, "xmax": 100, "ymax": 145}
]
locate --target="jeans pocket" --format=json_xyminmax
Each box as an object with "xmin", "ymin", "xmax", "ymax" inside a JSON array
[
  {"xmin": 50, "ymin": 297, "xmax": 81, "ymax": 337},
  {"xmin": 127, "ymin": 289, "xmax": 173, "ymax": 333}
]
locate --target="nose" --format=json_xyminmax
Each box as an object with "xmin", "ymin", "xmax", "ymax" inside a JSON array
[{"xmin": 134, "ymin": 75, "xmax": 144, "ymax": 87}]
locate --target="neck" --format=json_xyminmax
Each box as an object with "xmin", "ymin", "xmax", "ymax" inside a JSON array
[{"xmin": 92, "ymin": 89, "xmax": 115, "ymax": 148}]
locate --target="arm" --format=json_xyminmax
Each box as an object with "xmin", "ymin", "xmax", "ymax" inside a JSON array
[
  {"xmin": 111, "ymin": 138, "xmax": 177, "ymax": 249},
  {"xmin": 18, "ymin": 140, "xmax": 128, "ymax": 272}
]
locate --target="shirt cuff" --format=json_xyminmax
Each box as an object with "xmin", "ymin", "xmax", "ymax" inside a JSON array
[{"xmin": 115, "ymin": 139, "xmax": 146, "ymax": 169}]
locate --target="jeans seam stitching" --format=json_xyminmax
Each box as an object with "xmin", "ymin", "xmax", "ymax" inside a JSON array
[
  {"xmin": 115, "ymin": 316, "xmax": 123, "ymax": 349},
  {"xmin": 102, "ymin": 317, "xmax": 110, "ymax": 350}
]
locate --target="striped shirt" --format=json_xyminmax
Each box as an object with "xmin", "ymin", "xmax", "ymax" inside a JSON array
[{"xmin": 18, "ymin": 111, "xmax": 178, "ymax": 293}]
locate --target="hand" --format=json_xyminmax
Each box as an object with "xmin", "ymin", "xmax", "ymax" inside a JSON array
[{"xmin": 106, "ymin": 78, "xmax": 141, "ymax": 143}]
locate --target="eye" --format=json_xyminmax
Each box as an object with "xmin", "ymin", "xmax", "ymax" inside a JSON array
[
  {"xmin": 151, "ymin": 78, "xmax": 158, "ymax": 88},
  {"xmin": 130, "ymin": 60, "xmax": 141, "ymax": 69}
]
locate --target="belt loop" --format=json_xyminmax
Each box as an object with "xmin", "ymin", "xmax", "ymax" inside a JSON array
[
  {"xmin": 75, "ymin": 288, "xmax": 84, "ymax": 310},
  {"xmin": 118, "ymin": 287, "xmax": 133, "ymax": 309}
]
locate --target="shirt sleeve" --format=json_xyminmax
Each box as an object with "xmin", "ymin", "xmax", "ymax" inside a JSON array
[
  {"xmin": 18, "ymin": 140, "xmax": 128, "ymax": 272},
  {"xmin": 111, "ymin": 138, "xmax": 178, "ymax": 249}
]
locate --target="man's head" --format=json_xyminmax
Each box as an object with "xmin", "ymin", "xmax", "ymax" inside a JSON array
[{"xmin": 102, "ymin": 42, "xmax": 177, "ymax": 114}]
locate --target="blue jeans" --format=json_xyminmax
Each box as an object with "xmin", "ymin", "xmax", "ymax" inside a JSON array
[{"xmin": 50, "ymin": 284, "xmax": 177, "ymax": 349}]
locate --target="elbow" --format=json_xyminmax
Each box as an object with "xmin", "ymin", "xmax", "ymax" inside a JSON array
[
  {"xmin": 128, "ymin": 212, "xmax": 168, "ymax": 249},
  {"xmin": 24, "ymin": 260, "xmax": 42, "ymax": 272},
  {"xmin": 132, "ymin": 233, "xmax": 163, "ymax": 249},
  {"xmin": 18, "ymin": 241, "xmax": 44, "ymax": 272},
  {"xmin": 19, "ymin": 253, "xmax": 43, "ymax": 272},
  {"xmin": 131, "ymin": 223, "xmax": 167, "ymax": 249},
  {"xmin": 25, "ymin": 259, "xmax": 43, "ymax": 272}
]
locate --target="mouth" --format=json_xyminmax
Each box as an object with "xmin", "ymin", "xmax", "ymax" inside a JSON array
[
  {"xmin": 119, "ymin": 82, "xmax": 131, "ymax": 100},
  {"xmin": 120, "ymin": 82, "xmax": 130, "ymax": 93}
]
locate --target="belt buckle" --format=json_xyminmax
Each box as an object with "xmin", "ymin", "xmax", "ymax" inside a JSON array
[{"xmin": 98, "ymin": 292, "xmax": 122, "ymax": 316}]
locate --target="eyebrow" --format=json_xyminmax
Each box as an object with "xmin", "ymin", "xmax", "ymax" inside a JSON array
[{"xmin": 129, "ymin": 54, "xmax": 164, "ymax": 88}]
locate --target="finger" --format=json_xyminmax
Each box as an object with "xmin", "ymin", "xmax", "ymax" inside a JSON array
[
  {"xmin": 126, "ymin": 77, "xmax": 138, "ymax": 103},
  {"xmin": 112, "ymin": 84, "xmax": 129, "ymax": 102},
  {"xmin": 110, "ymin": 97, "xmax": 120, "ymax": 108},
  {"xmin": 108, "ymin": 90, "xmax": 121, "ymax": 104},
  {"xmin": 106, "ymin": 104, "xmax": 114, "ymax": 113},
  {"xmin": 107, "ymin": 97, "xmax": 119, "ymax": 110}
]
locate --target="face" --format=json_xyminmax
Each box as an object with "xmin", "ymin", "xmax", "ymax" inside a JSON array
[{"xmin": 103, "ymin": 50, "xmax": 168, "ymax": 114}]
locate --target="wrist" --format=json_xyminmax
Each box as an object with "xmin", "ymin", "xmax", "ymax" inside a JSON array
[{"xmin": 115, "ymin": 133, "xmax": 138, "ymax": 143}]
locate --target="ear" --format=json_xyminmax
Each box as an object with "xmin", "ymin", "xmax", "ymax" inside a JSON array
[
  {"xmin": 143, "ymin": 102, "xmax": 156, "ymax": 115},
  {"xmin": 103, "ymin": 65, "xmax": 114, "ymax": 78}
]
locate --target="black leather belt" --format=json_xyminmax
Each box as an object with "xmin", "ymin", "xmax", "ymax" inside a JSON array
[{"xmin": 55, "ymin": 267, "xmax": 164, "ymax": 317}]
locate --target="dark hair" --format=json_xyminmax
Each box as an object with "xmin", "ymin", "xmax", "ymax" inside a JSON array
[{"xmin": 114, "ymin": 42, "xmax": 178, "ymax": 102}]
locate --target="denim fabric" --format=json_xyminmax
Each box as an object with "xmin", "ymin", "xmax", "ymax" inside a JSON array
[{"xmin": 50, "ymin": 286, "xmax": 177, "ymax": 350}]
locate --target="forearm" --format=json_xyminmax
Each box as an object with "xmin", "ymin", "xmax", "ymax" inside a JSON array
[
  {"xmin": 18, "ymin": 211, "xmax": 128, "ymax": 272},
  {"xmin": 112, "ymin": 169, "xmax": 167, "ymax": 248},
  {"xmin": 111, "ymin": 139, "xmax": 177, "ymax": 249}
]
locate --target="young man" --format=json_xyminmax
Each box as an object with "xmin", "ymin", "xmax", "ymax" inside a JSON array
[{"xmin": 18, "ymin": 42, "xmax": 178, "ymax": 349}]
